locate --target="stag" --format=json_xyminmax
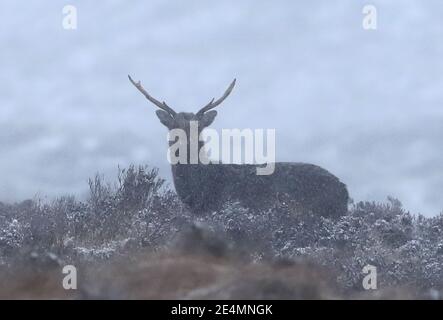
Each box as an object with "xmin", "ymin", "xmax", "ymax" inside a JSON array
[{"xmin": 129, "ymin": 75, "xmax": 349, "ymax": 217}]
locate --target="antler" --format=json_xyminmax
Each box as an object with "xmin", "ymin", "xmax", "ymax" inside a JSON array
[
  {"xmin": 128, "ymin": 75, "xmax": 177, "ymax": 116},
  {"xmin": 197, "ymin": 79, "xmax": 236, "ymax": 115}
]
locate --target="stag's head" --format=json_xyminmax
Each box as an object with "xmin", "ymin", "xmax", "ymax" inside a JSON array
[{"xmin": 128, "ymin": 75, "xmax": 236, "ymax": 135}]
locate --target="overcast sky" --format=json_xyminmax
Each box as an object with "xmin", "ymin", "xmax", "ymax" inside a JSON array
[{"xmin": 1, "ymin": 1, "xmax": 442, "ymax": 216}]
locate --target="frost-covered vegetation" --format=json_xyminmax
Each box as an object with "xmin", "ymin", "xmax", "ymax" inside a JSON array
[{"xmin": 0, "ymin": 165, "xmax": 442, "ymax": 299}]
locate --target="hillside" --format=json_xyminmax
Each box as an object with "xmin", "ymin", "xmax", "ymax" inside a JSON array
[{"xmin": 0, "ymin": 165, "xmax": 442, "ymax": 299}]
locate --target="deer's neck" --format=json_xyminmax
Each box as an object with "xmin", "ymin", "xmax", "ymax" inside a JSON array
[
  {"xmin": 168, "ymin": 138, "xmax": 210, "ymax": 165},
  {"xmin": 170, "ymin": 140, "xmax": 209, "ymax": 189},
  {"xmin": 170, "ymin": 141, "xmax": 223, "ymax": 213}
]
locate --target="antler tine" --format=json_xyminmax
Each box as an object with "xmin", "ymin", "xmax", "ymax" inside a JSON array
[
  {"xmin": 128, "ymin": 75, "xmax": 177, "ymax": 116},
  {"xmin": 197, "ymin": 79, "xmax": 236, "ymax": 115}
]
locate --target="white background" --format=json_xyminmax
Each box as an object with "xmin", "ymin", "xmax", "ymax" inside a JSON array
[{"xmin": 0, "ymin": 1, "xmax": 442, "ymax": 216}]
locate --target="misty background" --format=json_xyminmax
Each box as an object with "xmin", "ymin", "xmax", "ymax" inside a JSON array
[{"xmin": 0, "ymin": 1, "xmax": 442, "ymax": 216}]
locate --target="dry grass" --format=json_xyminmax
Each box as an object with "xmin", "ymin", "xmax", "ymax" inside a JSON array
[{"xmin": 0, "ymin": 250, "xmax": 339, "ymax": 300}]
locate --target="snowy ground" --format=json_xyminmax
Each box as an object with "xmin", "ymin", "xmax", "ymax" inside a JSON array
[
  {"xmin": 1, "ymin": 1, "xmax": 443, "ymax": 216},
  {"xmin": 1, "ymin": 167, "xmax": 442, "ymax": 298}
]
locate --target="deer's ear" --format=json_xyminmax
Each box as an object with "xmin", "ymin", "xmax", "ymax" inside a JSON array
[
  {"xmin": 200, "ymin": 111, "xmax": 217, "ymax": 127},
  {"xmin": 156, "ymin": 110, "xmax": 175, "ymax": 128}
]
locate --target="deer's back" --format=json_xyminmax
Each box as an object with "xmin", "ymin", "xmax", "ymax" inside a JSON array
[{"xmin": 172, "ymin": 162, "xmax": 348, "ymax": 218}]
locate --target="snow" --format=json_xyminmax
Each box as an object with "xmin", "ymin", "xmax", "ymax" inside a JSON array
[{"xmin": 0, "ymin": 1, "xmax": 443, "ymax": 215}]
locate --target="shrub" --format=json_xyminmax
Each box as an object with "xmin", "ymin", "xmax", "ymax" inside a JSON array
[{"xmin": 0, "ymin": 165, "xmax": 442, "ymax": 297}]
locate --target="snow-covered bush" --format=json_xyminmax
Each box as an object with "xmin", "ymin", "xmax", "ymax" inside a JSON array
[{"xmin": 0, "ymin": 165, "xmax": 442, "ymax": 296}]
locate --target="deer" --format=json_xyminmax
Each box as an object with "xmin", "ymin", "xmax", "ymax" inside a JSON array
[{"xmin": 129, "ymin": 75, "xmax": 349, "ymax": 218}]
